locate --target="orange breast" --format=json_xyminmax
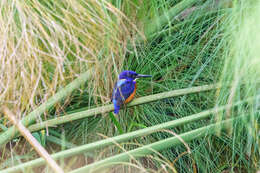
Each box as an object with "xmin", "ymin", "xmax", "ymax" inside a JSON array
[{"xmin": 124, "ymin": 83, "xmax": 137, "ymax": 104}]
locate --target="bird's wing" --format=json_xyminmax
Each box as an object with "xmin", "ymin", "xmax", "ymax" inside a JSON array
[{"xmin": 112, "ymin": 80, "xmax": 136, "ymax": 106}]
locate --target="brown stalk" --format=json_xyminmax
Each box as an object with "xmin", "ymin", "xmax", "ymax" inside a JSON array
[{"xmin": 2, "ymin": 107, "xmax": 64, "ymax": 173}]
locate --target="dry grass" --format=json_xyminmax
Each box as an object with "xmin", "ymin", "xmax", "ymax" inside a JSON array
[{"xmin": 0, "ymin": 0, "xmax": 139, "ymax": 122}]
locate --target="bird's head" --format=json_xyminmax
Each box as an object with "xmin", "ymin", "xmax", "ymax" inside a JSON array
[{"xmin": 118, "ymin": 70, "xmax": 152, "ymax": 80}]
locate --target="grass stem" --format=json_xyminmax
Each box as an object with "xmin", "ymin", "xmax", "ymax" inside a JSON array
[
  {"xmin": 1, "ymin": 107, "xmax": 64, "ymax": 173},
  {"xmin": 0, "ymin": 69, "xmax": 93, "ymax": 147},
  {"xmin": 70, "ymin": 117, "xmax": 239, "ymax": 173},
  {"xmin": 1, "ymin": 97, "xmax": 254, "ymax": 173},
  {"xmin": 28, "ymin": 84, "xmax": 220, "ymax": 133}
]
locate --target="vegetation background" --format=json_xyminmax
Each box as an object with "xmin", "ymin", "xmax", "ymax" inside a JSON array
[{"xmin": 0, "ymin": 0, "xmax": 259, "ymax": 172}]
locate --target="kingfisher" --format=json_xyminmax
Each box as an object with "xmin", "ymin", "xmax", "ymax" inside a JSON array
[{"xmin": 112, "ymin": 70, "xmax": 152, "ymax": 114}]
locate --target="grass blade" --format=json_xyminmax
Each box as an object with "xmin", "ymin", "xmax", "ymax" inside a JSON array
[
  {"xmin": 1, "ymin": 97, "xmax": 254, "ymax": 173},
  {"xmin": 70, "ymin": 117, "xmax": 240, "ymax": 173},
  {"xmin": 144, "ymin": 0, "xmax": 197, "ymax": 37},
  {"xmin": 2, "ymin": 107, "xmax": 64, "ymax": 173},
  {"xmin": 109, "ymin": 112, "xmax": 124, "ymax": 135},
  {"xmin": 0, "ymin": 69, "xmax": 93, "ymax": 146},
  {"xmin": 28, "ymin": 84, "xmax": 220, "ymax": 133}
]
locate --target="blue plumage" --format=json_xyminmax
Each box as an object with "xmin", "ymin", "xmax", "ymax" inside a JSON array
[
  {"xmin": 112, "ymin": 70, "xmax": 152, "ymax": 114},
  {"xmin": 112, "ymin": 79, "xmax": 136, "ymax": 114}
]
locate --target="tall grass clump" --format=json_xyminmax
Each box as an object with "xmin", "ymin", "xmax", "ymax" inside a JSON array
[
  {"xmin": 56, "ymin": 1, "xmax": 242, "ymax": 172},
  {"xmin": 61, "ymin": 1, "xmax": 236, "ymax": 172},
  {"xmin": 0, "ymin": 0, "xmax": 140, "ymax": 166},
  {"xmin": 0, "ymin": 0, "xmax": 137, "ymax": 120},
  {"xmin": 99, "ymin": 1, "xmax": 258, "ymax": 172},
  {"xmin": 215, "ymin": 1, "xmax": 260, "ymax": 171},
  {"xmin": 1, "ymin": 0, "xmax": 259, "ymax": 172}
]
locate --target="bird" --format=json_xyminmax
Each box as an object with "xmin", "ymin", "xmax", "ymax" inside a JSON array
[{"xmin": 112, "ymin": 70, "xmax": 152, "ymax": 114}]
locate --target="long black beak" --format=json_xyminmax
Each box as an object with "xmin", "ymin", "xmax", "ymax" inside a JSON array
[{"xmin": 136, "ymin": 74, "xmax": 152, "ymax": 78}]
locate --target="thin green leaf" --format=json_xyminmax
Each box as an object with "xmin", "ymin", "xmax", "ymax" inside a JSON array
[{"xmin": 109, "ymin": 112, "xmax": 124, "ymax": 135}]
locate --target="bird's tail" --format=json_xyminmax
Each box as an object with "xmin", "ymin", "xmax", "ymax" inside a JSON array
[
  {"xmin": 113, "ymin": 100, "xmax": 120, "ymax": 114},
  {"xmin": 114, "ymin": 108, "xmax": 119, "ymax": 114}
]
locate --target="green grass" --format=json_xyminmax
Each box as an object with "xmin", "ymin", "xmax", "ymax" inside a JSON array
[
  {"xmin": 122, "ymin": 4, "xmax": 227, "ymax": 172},
  {"xmin": 60, "ymin": 1, "xmax": 232, "ymax": 172},
  {"xmin": 214, "ymin": 1, "xmax": 260, "ymax": 172},
  {"xmin": 0, "ymin": 0, "xmax": 259, "ymax": 172}
]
